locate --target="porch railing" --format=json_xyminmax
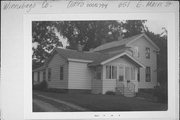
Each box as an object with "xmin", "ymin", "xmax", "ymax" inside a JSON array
[{"xmin": 116, "ymin": 80, "xmax": 136, "ymax": 97}]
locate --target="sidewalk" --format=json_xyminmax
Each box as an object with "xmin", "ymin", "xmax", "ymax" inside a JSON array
[
  {"xmin": 33, "ymin": 98, "xmax": 61, "ymax": 112},
  {"xmin": 33, "ymin": 93, "xmax": 88, "ymax": 112}
]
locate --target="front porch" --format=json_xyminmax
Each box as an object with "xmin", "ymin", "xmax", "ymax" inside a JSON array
[{"xmin": 91, "ymin": 55, "xmax": 144, "ymax": 97}]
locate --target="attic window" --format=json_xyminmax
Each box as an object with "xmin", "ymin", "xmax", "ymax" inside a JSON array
[
  {"xmin": 145, "ymin": 47, "xmax": 150, "ymax": 59},
  {"xmin": 133, "ymin": 46, "xmax": 139, "ymax": 58}
]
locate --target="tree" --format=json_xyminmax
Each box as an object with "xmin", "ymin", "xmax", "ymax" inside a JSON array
[
  {"xmin": 145, "ymin": 27, "xmax": 167, "ymax": 91},
  {"xmin": 32, "ymin": 21, "xmax": 63, "ymax": 69},
  {"xmin": 32, "ymin": 20, "xmax": 147, "ymax": 68},
  {"xmin": 122, "ymin": 20, "xmax": 146, "ymax": 38}
]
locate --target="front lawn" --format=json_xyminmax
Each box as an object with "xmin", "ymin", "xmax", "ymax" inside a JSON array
[{"xmin": 34, "ymin": 90, "xmax": 167, "ymax": 111}]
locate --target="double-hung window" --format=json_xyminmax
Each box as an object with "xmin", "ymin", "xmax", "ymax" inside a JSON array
[
  {"xmin": 43, "ymin": 70, "xmax": 46, "ymax": 81},
  {"xmin": 48, "ymin": 68, "xmax": 51, "ymax": 81},
  {"xmin": 60, "ymin": 66, "xmax": 64, "ymax": 80},
  {"xmin": 106, "ymin": 65, "xmax": 117, "ymax": 79},
  {"xmin": 145, "ymin": 47, "xmax": 150, "ymax": 59},
  {"xmin": 37, "ymin": 71, "xmax": 40, "ymax": 82},
  {"xmin": 146, "ymin": 67, "xmax": 151, "ymax": 82}
]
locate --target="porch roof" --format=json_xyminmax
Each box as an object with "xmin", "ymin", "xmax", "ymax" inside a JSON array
[{"xmin": 88, "ymin": 52, "xmax": 144, "ymax": 68}]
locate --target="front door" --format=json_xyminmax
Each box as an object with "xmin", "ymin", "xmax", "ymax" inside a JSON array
[
  {"xmin": 117, "ymin": 65, "xmax": 124, "ymax": 87},
  {"xmin": 117, "ymin": 65, "xmax": 133, "ymax": 87}
]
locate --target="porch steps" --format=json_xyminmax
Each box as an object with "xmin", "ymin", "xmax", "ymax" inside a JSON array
[{"xmin": 116, "ymin": 87, "xmax": 135, "ymax": 97}]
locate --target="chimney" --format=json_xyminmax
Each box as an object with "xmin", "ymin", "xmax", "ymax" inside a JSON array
[
  {"xmin": 118, "ymin": 30, "xmax": 124, "ymax": 41},
  {"xmin": 77, "ymin": 41, "xmax": 84, "ymax": 52}
]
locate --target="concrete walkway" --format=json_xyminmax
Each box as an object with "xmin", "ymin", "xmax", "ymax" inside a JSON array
[
  {"xmin": 33, "ymin": 98, "xmax": 61, "ymax": 112},
  {"xmin": 34, "ymin": 93, "xmax": 87, "ymax": 111}
]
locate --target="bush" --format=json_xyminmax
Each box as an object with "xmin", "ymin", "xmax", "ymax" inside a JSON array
[
  {"xmin": 33, "ymin": 80, "xmax": 48, "ymax": 91},
  {"xmin": 153, "ymin": 85, "xmax": 167, "ymax": 103},
  {"xmin": 105, "ymin": 91, "xmax": 115, "ymax": 95}
]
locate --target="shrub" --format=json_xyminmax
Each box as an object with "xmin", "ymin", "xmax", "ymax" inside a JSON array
[
  {"xmin": 33, "ymin": 80, "xmax": 48, "ymax": 91},
  {"xmin": 105, "ymin": 91, "xmax": 115, "ymax": 95},
  {"xmin": 153, "ymin": 85, "xmax": 167, "ymax": 103}
]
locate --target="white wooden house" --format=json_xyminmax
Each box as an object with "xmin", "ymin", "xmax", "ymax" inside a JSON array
[{"xmin": 33, "ymin": 33, "xmax": 160, "ymax": 97}]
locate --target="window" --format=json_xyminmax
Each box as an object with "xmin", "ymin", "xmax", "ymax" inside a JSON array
[
  {"xmin": 131, "ymin": 67, "xmax": 135, "ymax": 80},
  {"xmin": 137, "ymin": 69, "xmax": 140, "ymax": 82},
  {"xmin": 43, "ymin": 70, "xmax": 46, "ymax": 81},
  {"xmin": 134, "ymin": 46, "xmax": 139, "ymax": 57},
  {"xmin": 145, "ymin": 47, "xmax": 150, "ymax": 59},
  {"xmin": 60, "ymin": 66, "xmax": 64, "ymax": 80},
  {"xmin": 48, "ymin": 68, "xmax": 51, "ymax": 81},
  {"xmin": 106, "ymin": 65, "xmax": 111, "ymax": 79},
  {"xmin": 112, "ymin": 66, "xmax": 117, "ymax": 79},
  {"xmin": 32, "ymin": 72, "xmax": 34, "ymax": 82},
  {"xmin": 119, "ymin": 66, "xmax": 124, "ymax": 81},
  {"xmin": 106, "ymin": 65, "xmax": 117, "ymax": 79},
  {"xmin": 94, "ymin": 66, "xmax": 101, "ymax": 79},
  {"xmin": 146, "ymin": 67, "xmax": 151, "ymax": 82},
  {"xmin": 125, "ymin": 66, "xmax": 136, "ymax": 81},
  {"xmin": 125, "ymin": 67, "xmax": 130, "ymax": 80},
  {"xmin": 38, "ymin": 71, "xmax": 40, "ymax": 82}
]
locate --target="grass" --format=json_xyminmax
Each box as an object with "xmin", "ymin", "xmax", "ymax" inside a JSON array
[
  {"xmin": 33, "ymin": 103, "xmax": 45, "ymax": 112},
  {"xmin": 33, "ymin": 90, "xmax": 167, "ymax": 111}
]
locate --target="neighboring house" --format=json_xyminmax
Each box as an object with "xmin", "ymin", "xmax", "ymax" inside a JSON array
[{"xmin": 33, "ymin": 33, "xmax": 160, "ymax": 97}]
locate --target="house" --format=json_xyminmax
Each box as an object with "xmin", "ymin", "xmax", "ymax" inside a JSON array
[{"xmin": 33, "ymin": 33, "xmax": 160, "ymax": 97}]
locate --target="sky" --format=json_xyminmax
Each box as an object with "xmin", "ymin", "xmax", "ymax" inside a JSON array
[{"xmin": 144, "ymin": 20, "xmax": 168, "ymax": 35}]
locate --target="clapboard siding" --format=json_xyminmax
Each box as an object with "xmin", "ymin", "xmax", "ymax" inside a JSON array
[
  {"xmin": 129, "ymin": 36, "xmax": 157, "ymax": 88},
  {"xmin": 102, "ymin": 58, "xmax": 138, "ymax": 94},
  {"xmin": 47, "ymin": 54, "xmax": 68, "ymax": 89},
  {"xmin": 91, "ymin": 80, "xmax": 102, "ymax": 94},
  {"xmin": 102, "ymin": 79, "xmax": 116, "ymax": 94},
  {"xmin": 68, "ymin": 62, "xmax": 91, "ymax": 89}
]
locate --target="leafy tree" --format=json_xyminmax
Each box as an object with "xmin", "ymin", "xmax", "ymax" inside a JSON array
[
  {"xmin": 56, "ymin": 21, "xmax": 124, "ymax": 51},
  {"xmin": 32, "ymin": 21, "xmax": 63, "ymax": 68},
  {"xmin": 122, "ymin": 20, "xmax": 146, "ymax": 38},
  {"xmin": 145, "ymin": 27, "xmax": 167, "ymax": 98}
]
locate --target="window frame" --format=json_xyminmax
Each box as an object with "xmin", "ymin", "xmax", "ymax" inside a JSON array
[
  {"xmin": 145, "ymin": 67, "xmax": 151, "ymax": 82},
  {"xmin": 106, "ymin": 65, "xmax": 117, "ymax": 79},
  {"xmin": 37, "ymin": 71, "xmax": 40, "ymax": 82},
  {"xmin": 134, "ymin": 46, "xmax": 139, "ymax": 58},
  {"xmin": 43, "ymin": 69, "xmax": 46, "ymax": 81},
  {"xmin": 145, "ymin": 47, "xmax": 150, "ymax": 59},
  {"xmin": 60, "ymin": 66, "xmax": 64, "ymax": 80},
  {"xmin": 48, "ymin": 68, "xmax": 51, "ymax": 81}
]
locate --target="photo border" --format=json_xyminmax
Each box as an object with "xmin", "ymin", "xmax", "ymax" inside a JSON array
[{"xmin": 24, "ymin": 13, "xmax": 178, "ymax": 119}]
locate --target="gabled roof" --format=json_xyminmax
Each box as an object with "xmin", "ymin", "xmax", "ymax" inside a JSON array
[
  {"xmin": 34, "ymin": 33, "xmax": 156, "ymax": 71},
  {"xmin": 92, "ymin": 33, "xmax": 160, "ymax": 52},
  {"xmin": 55, "ymin": 48, "xmax": 144, "ymax": 67},
  {"xmin": 54, "ymin": 48, "xmax": 101, "ymax": 61},
  {"xmin": 33, "ymin": 47, "xmax": 144, "ymax": 72},
  {"xmin": 88, "ymin": 51, "xmax": 144, "ymax": 68}
]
